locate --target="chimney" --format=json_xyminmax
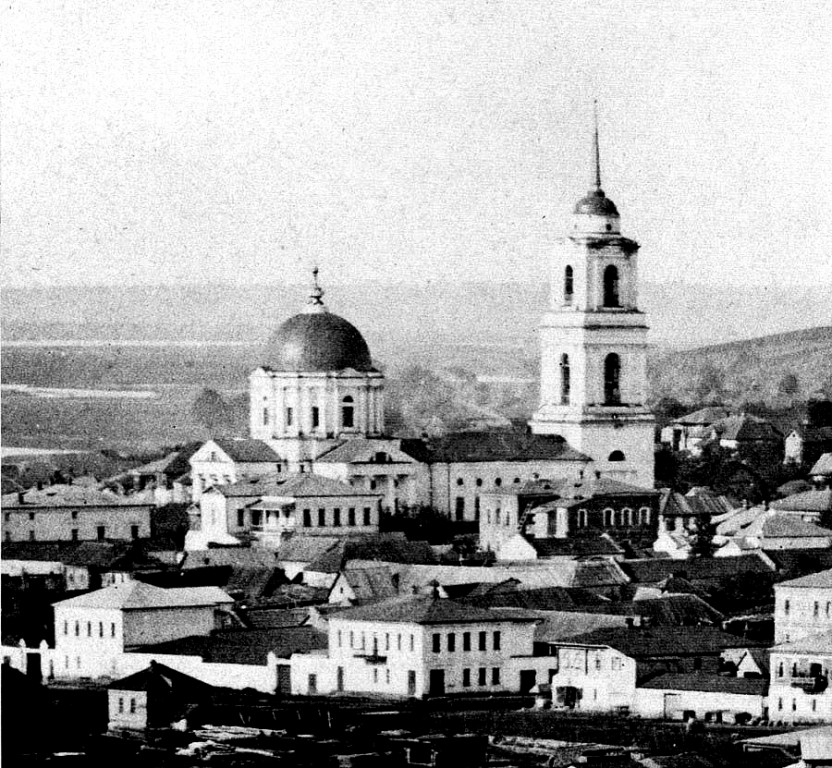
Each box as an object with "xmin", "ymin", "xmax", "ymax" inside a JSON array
[
  {"xmin": 18, "ymin": 491, "xmax": 25, "ymax": 504},
  {"xmin": 37, "ymin": 481, "xmax": 43, "ymax": 491},
  {"xmin": 595, "ymin": 471, "xmax": 602, "ymax": 479},
  {"xmin": 625, "ymin": 617, "xmax": 635, "ymax": 630}
]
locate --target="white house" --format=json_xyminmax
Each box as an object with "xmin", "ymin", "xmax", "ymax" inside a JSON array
[
  {"xmin": 289, "ymin": 593, "xmax": 551, "ymax": 698},
  {"xmin": 189, "ymin": 439, "xmax": 282, "ymax": 500},
  {"xmin": 769, "ymin": 631, "xmax": 832, "ymax": 725},
  {"xmin": 774, "ymin": 568, "xmax": 832, "ymax": 644},
  {"xmin": 51, "ymin": 582, "xmax": 234, "ymax": 680},
  {"xmin": 185, "ymin": 473, "xmax": 382, "ymax": 551}
]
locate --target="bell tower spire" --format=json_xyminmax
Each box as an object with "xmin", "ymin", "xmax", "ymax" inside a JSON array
[
  {"xmin": 304, "ymin": 265, "xmax": 328, "ymax": 314},
  {"xmin": 592, "ymin": 99, "xmax": 602, "ymax": 191}
]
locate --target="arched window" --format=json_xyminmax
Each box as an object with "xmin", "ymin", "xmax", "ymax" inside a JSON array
[
  {"xmin": 603, "ymin": 265, "xmax": 620, "ymax": 307},
  {"xmin": 622, "ymin": 508, "xmax": 632, "ymax": 526},
  {"xmin": 341, "ymin": 396, "xmax": 355, "ymax": 428},
  {"xmin": 560, "ymin": 354, "xmax": 570, "ymax": 405},
  {"xmin": 608, "ymin": 450, "xmax": 625, "ymax": 462},
  {"xmin": 603, "ymin": 508, "xmax": 613, "ymax": 527},
  {"xmin": 564, "ymin": 265, "xmax": 574, "ymax": 304},
  {"xmin": 604, "ymin": 353, "xmax": 621, "ymax": 405}
]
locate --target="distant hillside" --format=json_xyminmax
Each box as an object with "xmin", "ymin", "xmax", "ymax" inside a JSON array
[{"xmin": 650, "ymin": 326, "xmax": 832, "ymax": 406}]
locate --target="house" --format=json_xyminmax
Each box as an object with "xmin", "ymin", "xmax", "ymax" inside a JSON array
[
  {"xmin": 770, "ymin": 488, "xmax": 832, "ymax": 523},
  {"xmin": 784, "ymin": 393, "xmax": 832, "ymax": 467},
  {"xmin": 108, "ymin": 660, "xmax": 213, "ymax": 732},
  {"xmin": 654, "ymin": 488, "xmax": 734, "ymax": 558},
  {"xmin": 327, "ymin": 566, "xmax": 399, "ymax": 606},
  {"xmin": 634, "ymin": 673, "xmax": 768, "ymax": 722},
  {"xmin": 2, "ymin": 485, "xmax": 154, "ymax": 543},
  {"xmin": 769, "ymin": 631, "xmax": 832, "ymax": 724},
  {"xmin": 811, "ymin": 454, "xmax": 832, "ymax": 487},
  {"xmin": 185, "ymin": 473, "xmax": 382, "ymax": 550},
  {"xmin": 189, "ymin": 439, "xmax": 282, "ymax": 500},
  {"xmin": 545, "ymin": 625, "xmax": 764, "ymax": 715},
  {"xmin": 289, "ymin": 593, "xmax": 550, "ymax": 697},
  {"xmin": 103, "ymin": 442, "xmax": 201, "ymax": 505},
  {"xmin": 51, "ymin": 582, "xmax": 234, "ymax": 679},
  {"xmin": 478, "ymin": 475, "xmax": 659, "ymax": 561},
  {"xmin": 717, "ymin": 513, "xmax": 832, "ymax": 556},
  {"xmin": 774, "ymin": 568, "xmax": 832, "ymax": 644},
  {"xmin": 660, "ymin": 407, "xmax": 731, "ymax": 452}
]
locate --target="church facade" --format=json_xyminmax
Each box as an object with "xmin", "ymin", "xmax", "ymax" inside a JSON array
[{"xmin": 189, "ymin": 119, "xmax": 655, "ymax": 538}]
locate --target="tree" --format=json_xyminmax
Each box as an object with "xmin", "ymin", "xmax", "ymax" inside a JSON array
[
  {"xmin": 688, "ymin": 515, "xmax": 716, "ymax": 558},
  {"xmin": 190, "ymin": 388, "xmax": 231, "ymax": 433},
  {"xmin": 694, "ymin": 363, "xmax": 726, "ymax": 403}
]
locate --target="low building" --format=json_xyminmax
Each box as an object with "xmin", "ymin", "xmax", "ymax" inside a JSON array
[
  {"xmin": 52, "ymin": 582, "xmax": 234, "ymax": 679},
  {"xmin": 706, "ymin": 413, "xmax": 783, "ymax": 455},
  {"xmin": 769, "ymin": 631, "xmax": 832, "ymax": 724},
  {"xmin": 108, "ymin": 660, "xmax": 213, "ymax": 732},
  {"xmin": 634, "ymin": 673, "xmax": 768, "ymax": 722},
  {"xmin": 770, "ymin": 488, "xmax": 832, "ymax": 523},
  {"xmin": 289, "ymin": 593, "xmax": 547, "ymax": 698},
  {"xmin": 654, "ymin": 487, "xmax": 734, "ymax": 558},
  {"xmin": 810, "ymin": 454, "xmax": 832, "ymax": 487},
  {"xmin": 774, "ymin": 568, "xmax": 832, "ymax": 644},
  {"xmin": 2, "ymin": 485, "xmax": 153, "ymax": 543},
  {"xmin": 660, "ymin": 406, "xmax": 731, "ymax": 452},
  {"xmin": 185, "ymin": 473, "xmax": 382, "ymax": 550},
  {"xmin": 189, "ymin": 439, "xmax": 283, "ymax": 500}
]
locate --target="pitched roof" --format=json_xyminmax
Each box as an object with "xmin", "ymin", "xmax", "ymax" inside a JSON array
[
  {"xmin": 212, "ymin": 439, "xmax": 281, "ymax": 463},
  {"xmin": 461, "ymin": 585, "xmax": 609, "ymax": 612},
  {"xmin": 638, "ymin": 673, "xmax": 767, "ymax": 696},
  {"xmin": 306, "ymin": 534, "xmax": 437, "ymax": 573},
  {"xmin": 218, "ymin": 473, "xmax": 377, "ymax": 499},
  {"xmin": 582, "ymin": 595, "xmax": 724, "ymax": 626},
  {"xmin": 135, "ymin": 627, "xmax": 327, "ymax": 663},
  {"xmin": 558, "ymin": 625, "xmax": 764, "ymax": 656},
  {"xmin": 674, "ymin": 407, "xmax": 731, "ymax": 426},
  {"xmin": 315, "ymin": 439, "xmax": 422, "ymax": 465},
  {"xmin": 711, "ymin": 414, "xmax": 783, "ymax": 442},
  {"xmin": 277, "ymin": 536, "xmax": 341, "ymax": 563},
  {"xmin": 772, "ymin": 630, "xmax": 832, "ymax": 654},
  {"xmin": 811, "ymin": 453, "xmax": 832, "ymax": 476},
  {"xmin": 336, "ymin": 567, "xmax": 398, "ymax": 602},
  {"xmin": 499, "ymin": 475, "xmax": 658, "ymax": 502},
  {"xmin": 329, "ymin": 594, "xmax": 540, "ymax": 625},
  {"xmin": 770, "ymin": 488, "xmax": 832, "ymax": 513},
  {"xmin": 53, "ymin": 581, "xmax": 233, "ymax": 610},
  {"xmin": 777, "ymin": 567, "xmax": 832, "ymax": 589},
  {"xmin": 422, "ymin": 432, "xmax": 591, "ymax": 464},
  {"xmin": 2, "ymin": 484, "xmax": 153, "ymax": 508},
  {"xmin": 742, "ymin": 513, "xmax": 832, "ymax": 540},
  {"xmin": 182, "ymin": 548, "xmax": 278, "ymax": 571},
  {"xmin": 526, "ymin": 535, "xmax": 625, "ymax": 559},
  {"xmin": 109, "ymin": 661, "xmax": 214, "ymax": 693},
  {"xmin": 534, "ymin": 612, "xmax": 629, "ymax": 642},
  {"xmin": 620, "ymin": 553, "xmax": 773, "ymax": 585},
  {"xmin": 0, "ymin": 541, "xmax": 166, "ymax": 570}
]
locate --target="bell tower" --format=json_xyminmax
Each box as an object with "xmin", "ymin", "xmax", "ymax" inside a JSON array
[{"xmin": 529, "ymin": 104, "xmax": 655, "ymax": 488}]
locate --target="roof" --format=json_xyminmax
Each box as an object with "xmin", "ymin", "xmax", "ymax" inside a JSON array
[
  {"xmin": 136, "ymin": 626, "xmax": 328, "ymax": 663},
  {"xmin": 335, "ymin": 567, "xmax": 398, "ymax": 602},
  {"xmin": 659, "ymin": 488, "xmax": 734, "ymax": 519},
  {"xmin": 329, "ymin": 594, "xmax": 540, "ymax": 625},
  {"xmin": 461, "ymin": 585, "xmax": 609, "ymax": 612},
  {"xmin": 574, "ymin": 595, "xmax": 725, "ymax": 627},
  {"xmin": 306, "ymin": 534, "xmax": 437, "ymax": 573},
  {"xmin": 526, "ymin": 535, "xmax": 624, "ymax": 559},
  {"xmin": 573, "ymin": 187, "xmax": 619, "ymax": 217},
  {"xmin": 277, "ymin": 536, "xmax": 341, "ymax": 563},
  {"xmin": 263, "ymin": 310, "xmax": 376, "ymax": 373},
  {"xmin": 2, "ymin": 484, "xmax": 154, "ymax": 508},
  {"xmin": 211, "ymin": 439, "xmax": 281, "ymax": 464},
  {"xmin": 811, "ymin": 453, "xmax": 832, "ymax": 476},
  {"xmin": 315, "ymin": 439, "xmax": 423, "ymax": 465},
  {"xmin": 771, "ymin": 488, "xmax": 832, "ymax": 513},
  {"xmin": 558, "ymin": 625, "xmax": 765, "ymax": 657},
  {"xmin": 109, "ymin": 661, "xmax": 214, "ymax": 693},
  {"xmin": 674, "ymin": 407, "xmax": 731, "ymax": 426},
  {"xmin": 423, "ymin": 432, "xmax": 590, "ymax": 464},
  {"xmin": 739, "ymin": 648, "xmax": 770, "ymax": 677},
  {"xmin": 620, "ymin": 553, "xmax": 774, "ymax": 585},
  {"xmin": 710, "ymin": 414, "xmax": 783, "ymax": 442},
  {"xmin": 638, "ymin": 673, "xmax": 767, "ymax": 696},
  {"xmin": 535, "ymin": 612, "xmax": 629, "ymax": 642},
  {"xmin": 53, "ymin": 581, "xmax": 233, "ymax": 610},
  {"xmin": 182, "ymin": 548, "xmax": 278, "ymax": 571},
  {"xmin": 0, "ymin": 541, "xmax": 167, "ymax": 571},
  {"xmin": 740, "ymin": 513, "xmax": 832, "ymax": 540},
  {"xmin": 126, "ymin": 443, "xmax": 202, "ymax": 478},
  {"xmin": 772, "ymin": 630, "xmax": 832, "ymax": 655},
  {"xmin": 252, "ymin": 473, "xmax": 377, "ymax": 499},
  {"xmin": 777, "ymin": 567, "xmax": 832, "ymax": 589}
]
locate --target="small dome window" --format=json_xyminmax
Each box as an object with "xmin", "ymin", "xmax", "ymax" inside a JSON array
[{"xmin": 608, "ymin": 450, "xmax": 625, "ymax": 462}]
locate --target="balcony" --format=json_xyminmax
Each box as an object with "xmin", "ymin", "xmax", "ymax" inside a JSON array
[
  {"xmin": 354, "ymin": 652, "xmax": 388, "ymax": 665},
  {"xmin": 788, "ymin": 674, "xmax": 828, "ymax": 694}
]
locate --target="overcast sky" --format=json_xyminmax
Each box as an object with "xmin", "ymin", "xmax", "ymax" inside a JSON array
[{"xmin": 3, "ymin": 0, "xmax": 830, "ymax": 290}]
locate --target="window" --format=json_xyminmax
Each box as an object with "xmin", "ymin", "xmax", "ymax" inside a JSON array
[
  {"xmin": 75, "ymin": 621, "xmax": 80, "ymax": 637},
  {"xmin": 99, "ymin": 622, "xmax": 104, "ymax": 638},
  {"xmin": 476, "ymin": 478, "xmax": 483, "ymax": 487},
  {"xmin": 63, "ymin": 621, "xmax": 69, "ymax": 635},
  {"xmin": 410, "ymin": 635, "xmax": 415, "ymax": 652},
  {"xmin": 386, "ymin": 668, "xmax": 390, "ymax": 684},
  {"xmin": 131, "ymin": 525, "xmax": 140, "ymax": 540},
  {"xmin": 250, "ymin": 509, "xmax": 262, "ymax": 528},
  {"xmin": 603, "ymin": 264, "xmax": 620, "ymax": 307},
  {"xmin": 130, "ymin": 698, "xmax": 136, "ymax": 714},
  {"xmin": 560, "ymin": 354, "xmax": 571, "ymax": 405},
  {"xmin": 474, "ymin": 496, "xmax": 481, "ymax": 520},
  {"xmin": 478, "ymin": 667, "xmax": 487, "ymax": 686},
  {"xmin": 237, "ymin": 510, "xmax": 245, "ymax": 528},
  {"xmin": 463, "ymin": 632, "xmax": 471, "ymax": 652},
  {"xmin": 479, "ymin": 631, "xmax": 487, "ymax": 651},
  {"xmin": 29, "ymin": 530, "xmax": 35, "ymax": 541},
  {"xmin": 495, "ymin": 478, "xmax": 502, "ymax": 487},
  {"xmin": 71, "ymin": 529, "xmax": 79, "ymax": 541},
  {"xmin": 815, "ymin": 602, "xmax": 820, "ymax": 618},
  {"xmin": 118, "ymin": 698, "xmax": 124, "ymax": 714},
  {"xmin": 385, "ymin": 633, "xmax": 390, "ymax": 651},
  {"xmin": 455, "ymin": 496, "xmax": 465, "ymax": 521},
  {"xmin": 604, "ymin": 353, "xmax": 621, "ymax": 405},
  {"xmin": 492, "ymin": 668, "xmax": 501, "ymax": 685},
  {"xmin": 456, "ymin": 478, "xmax": 464, "ymax": 486},
  {"xmin": 333, "ymin": 508, "xmax": 341, "ymax": 527},
  {"xmin": 341, "ymin": 396, "xmax": 355, "ymax": 429},
  {"xmin": 318, "ymin": 508, "xmax": 326, "ymax": 527},
  {"xmin": 564, "ymin": 265, "xmax": 574, "ymax": 304},
  {"xmin": 71, "ymin": 511, "xmax": 78, "ymax": 520},
  {"xmin": 784, "ymin": 600, "xmax": 790, "ymax": 615},
  {"xmin": 87, "ymin": 622, "xmax": 92, "ymax": 637},
  {"xmin": 463, "ymin": 668, "xmax": 471, "ymax": 687},
  {"xmin": 432, "ymin": 633, "xmax": 441, "ymax": 653},
  {"xmin": 311, "ymin": 406, "xmax": 320, "ymax": 428},
  {"xmin": 97, "ymin": 525, "xmax": 106, "ymax": 541},
  {"xmin": 286, "ymin": 407, "xmax": 294, "ymax": 426},
  {"xmin": 778, "ymin": 698, "xmax": 783, "ymax": 711},
  {"xmin": 348, "ymin": 508, "xmax": 356, "ymax": 526},
  {"xmin": 29, "ymin": 512, "xmax": 35, "ymax": 521},
  {"xmin": 363, "ymin": 507, "xmax": 371, "ymax": 526},
  {"xmin": 493, "ymin": 631, "xmax": 501, "ymax": 651},
  {"xmin": 350, "ymin": 631, "xmax": 354, "ymax": 649},
  {"xmin": 303, "ymin": 509, "xmax": 312, "ymax": 527},
  {"xmin": 448, "ymin": 633, "xmax": 456, "ymax": 652},
  {"xmin": 397, "ymin": 634, "xmax": 402, "ymax": 651},
  {"xmin": 373, "ymin": 668, "xmax": 379, "ymax": 683},
  {"xmin": 111, "ymin": 623, "xmax": 116, "ymax": 637},
  {"xmin": 608, "ymin": 450, "xmax": 625, "ymax": 462}
]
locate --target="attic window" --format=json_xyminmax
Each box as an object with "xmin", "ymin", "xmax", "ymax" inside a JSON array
[{"xmin": 608, "ymin": 451, "xmax": 626, "ymax": 462}]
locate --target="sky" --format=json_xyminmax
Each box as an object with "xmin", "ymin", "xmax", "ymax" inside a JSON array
[{"xmin": 3, "ymin": 0, "xmax": 831, "ymax": 290}]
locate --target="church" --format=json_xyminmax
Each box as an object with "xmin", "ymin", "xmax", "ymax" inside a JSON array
[{"xmin": 188, "ymin": 119, "xmax": 656, "ymax": 541}]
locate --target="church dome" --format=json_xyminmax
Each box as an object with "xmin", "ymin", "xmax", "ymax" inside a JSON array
[
  {"xmin": 264, "ymin": 312, "xmax": 375, "ymax": 372},
  {"xmin": 263, "ymin": 268, "xmax": 375, "ymax": 373},
  {"xmin": 574, "ymin": 188, "xmax": 619, "ymax": 217}
]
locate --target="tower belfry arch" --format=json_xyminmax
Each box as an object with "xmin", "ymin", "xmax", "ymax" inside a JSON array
[{"xmin": 529, "ymin": 104, "xmax": 655, "ymax": 487}]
